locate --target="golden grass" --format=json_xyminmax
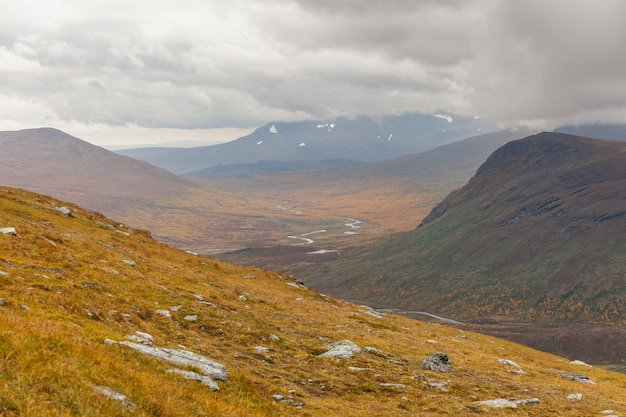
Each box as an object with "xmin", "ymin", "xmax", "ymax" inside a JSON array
[{"xmin": 1, "ymin": 186, "xmax": 625, "ymax": 416}]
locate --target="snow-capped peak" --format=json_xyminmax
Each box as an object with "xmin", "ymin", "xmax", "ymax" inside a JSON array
[
  {"xmin": 298, "ymin": 143, "xmax": 306, "ymax": 147},
  {"xmin": 269, "ymin": 124, "xmax": 278, "ymax": 133},
  {"xmin": 433, "ymin": 113, "xmax": 453, "ymax": 123},
  {"xmin": 316, "ymin": 122, "xmax": 336, "ymax": 132}
]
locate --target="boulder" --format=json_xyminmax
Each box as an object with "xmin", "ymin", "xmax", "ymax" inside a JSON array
[
  {"xmin": 319, "ymin": 340, "xmax": 362, "ymax": 359},
  {"xmin": 421, "ymin": 352, "xmax": 452, "ymax": 372}
]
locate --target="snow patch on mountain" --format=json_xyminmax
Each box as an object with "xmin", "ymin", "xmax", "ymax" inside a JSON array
[
  {"xmin": 256, "ymin": 140, "xmax": 263, "ymax": 145},
  {"xmin": 269, "ymin": 124, "xmax": 278, "ymax": 133},
  {"xmin": 387, "ymin": 133, "xmax": 393, "ymax": 141},
  {"xmin": 433, "ymin": 114, "xmax": 453, "ymax": 123},
  {"xmin": 299, "ymin": 143, "xmax": 306, "ymax": 147},
  {"xmin": 316, "ymin": 122, "xmax": 336, "ymax": 131}
]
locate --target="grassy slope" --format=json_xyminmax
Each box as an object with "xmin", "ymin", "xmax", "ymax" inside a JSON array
[{"xmin": 1, "ymin": 186, "xmax": 625, "ymax": 416}]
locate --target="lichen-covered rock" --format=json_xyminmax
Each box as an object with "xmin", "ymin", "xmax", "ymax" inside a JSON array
[
  {"xmin": 319, "ymin": 340, "xmax": 362, "ymax": 359},
  {"xmin": 421, "ymin": 352, "xmax": 452, "ymax": 372}
]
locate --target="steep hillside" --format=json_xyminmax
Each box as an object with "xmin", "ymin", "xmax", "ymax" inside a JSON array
[
  {"xmin": 1, "ymin": 186, "xmax": 626, "ymax": 416},
  {"xmin": 303, "ymin": 133, "xmax": 626, "ymax": 330},
  {"xmin": 118, "ymin": 113, "xmax": 493, "ymax": 175}
]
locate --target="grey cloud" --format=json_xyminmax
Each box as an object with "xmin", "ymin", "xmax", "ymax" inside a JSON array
[{"xmin": 1, "ymin": 0, "xmax": 626, "ymax": 134}]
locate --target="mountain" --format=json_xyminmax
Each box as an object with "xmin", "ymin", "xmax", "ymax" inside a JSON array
[
  {"xmin": 1, "ymin": 186, "xmax": 625, "ymax": 416},
  {"xmin": 214, "ymin": 127, "xmax": 537, "ymax": 266},
  {"xmin": 117, "ymin": 113, "xmax": 494, "ymax": 175},
  {"xmin": 185, "ymin": 158, "xmax": 360, "ymax": 177},
  {"xmin": 300, "ymin": 132, "xmax": 626, "ymax": 330},
  {"xmin": 0, "ymin": 128, "xmax": 192, "ymax": 213},
  {"xmin": 555, "ymin": 123, "xmax": 626, "ymax": 142}
]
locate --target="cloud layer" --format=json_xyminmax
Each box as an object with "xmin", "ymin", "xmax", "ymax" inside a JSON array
[{"xmin": 2, "ymin": 0, "xmax": 626, "ymax": 144}]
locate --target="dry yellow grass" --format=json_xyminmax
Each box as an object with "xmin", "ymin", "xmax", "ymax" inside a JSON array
[{"xmin": 1, "ymin": 186, "xmax": 625, "ymax": 416}]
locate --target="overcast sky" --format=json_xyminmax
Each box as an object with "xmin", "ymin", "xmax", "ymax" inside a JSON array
[{"xmin": 2, "ymin": 0, "xmax": 626, "ymax": 146}]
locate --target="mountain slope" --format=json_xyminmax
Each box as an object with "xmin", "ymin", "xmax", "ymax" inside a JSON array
[
  {"xmin": 118, "ymin": 113, "xmax": 493, "ymax": 175},
  {"xmin": 303, "ymin": 133, "xmax": 626, "ymax": 329},
  {"xmin": 1, "ymin": 186, "xmax": 625, "ymax": 416},
  {"xmin": 0, "ymin": 128, "xmax": 193, "ymax": 213}
]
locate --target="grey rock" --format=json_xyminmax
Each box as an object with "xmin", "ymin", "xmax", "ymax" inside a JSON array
[
  {"xmin": 167, "ymin": 368, "xmax": 219, "ymax": 391},
  {"xmin": 255, "ymin": 346, "xmax": 270, "ymax": 353},
  {"xmin": 0, "ymin": 227, "xmax": 16, "ymax": 235},
  {"xmin": 475, "ymin": 398, "xmax": 518, "ymax": 408},
  {"xmin": 122, "ymin": 260, "xmax": 136, "ymax": 267},
  {"xmin": 109, "ymin": 340, "xmax": 227, "ymax": 381},
  {"xmin": 379, "ymin": 383, "xmax": 406, "ymax": 389},
  {"xmin": 319, "ymin": 340, "xmax": 362, "ymax": 359},
  {"xmin": 55, "ymin": 206, "xmax": 72, "ymax": 217},
  {"xmin": 184, "ymin": 315, "xmax": 198, "ymax": 322},
  {"xmin": 421, "ymin": 352, "xmax": 452, "ymax": 372},
  {"xmin": 566, "ymin": 393, "xmax": 583, "ymax": 401},
  {"xmin": 155, "ymin": 309, "xmax": 171, "ymax": 318},
  {"xmin": 498, "ymin": 358, "xmax": 526, "ymax": 374},
  {"xmin": 558, "ymin": 372, "xmax": 595, "ymax": 384},
  {"xmin": 93, "ymin": 385, "xmax": 137, "ymax": 408}
]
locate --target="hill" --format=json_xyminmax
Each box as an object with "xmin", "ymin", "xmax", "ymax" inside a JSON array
[
  {"xmin": 1, "ymin": 186, "xmax": 625, "ymax": 416},
  {"xmin": 0, "ymin": 128, "xmax": 192, "ymax": 213},
  {"xmin": 117, "ymin": 112, "xmax": 493, "ymax": 175},
  {"xmin": 298, "ymin": 133, "xmax": 626, "ymax": 348}
]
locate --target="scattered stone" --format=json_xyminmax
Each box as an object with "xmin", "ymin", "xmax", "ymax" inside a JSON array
[
  {"xmin": 567, "ymin": 393, "xmax": 583, "ymax": 401},
  {"xmin": 199, "ymin": 301, "xmax": 215, "ymax": 307},
  {"xmin": 512, "ymin": 398, "xmax": 540, "ymax": 406},
  {"xmin": 429, "ymin": 382, "xmax": 449, "ymax": 392},
  {"xmin": 475, "ymin": 398, "xmax": 518, "ymax": 408},
  {"xmin": 241, "ymin": 275, "xmax": 256, "ymax": 279},
  {"xmin": 348, "ymin": 367, "xmax": 372, "ymax": 372},
  {"xmin": 255, "ymin": 346, "xmax": 270, "ymax": 353},
  {"xmin": 102, "ymin": 267, "xmax": 119, "ymax": 275},
  {"xmin": 421, "ymin": 352, "xmax": 453, "ymax": 372},
  {"xmin": 363, "ymin": 346, "xmax": 388, "ymax": 357},
  {"xmin": 93, "ymin": 385, "xmax": 137, "ymax": 408},
  {"xmin": 319, "ymin": 340, "xmax": 362, "ymax": 359},
  {"xmin": 0, "ymin": 299, "xmax": 6, "ymax": 306},
  {"xmin": 388, "ymin": 359, "xmax": 408, "ymax": 366},
  {"xmin": 82, "ymin": 282, "xmax": 102, "ymax": 290},
  {"xmin": 20, "ymin": 304, "xmax": 30, "ymax": 311},
  {"xmin": 107, "ymin": 340, "xmax": 227, "ymax": 381},
  {"xmin": 54, "ymin": 206, "xmax": 72, "ymax": 217},
  {"xmin": 273, "ymin": 394, "xmax": 284, "ymax": 401},
  {"xmin": 570, "ymin": 360, "xmax": 592, "ymax": 367},
  {"xmin": 558, "ymin": 372, "xmax": 595, "ymax": 384},
  {"xmin": 0, "ymin": 271, "xmax": 8, "ymax": 276},
  {"xmin": 167, "ymin": 368, "xmax": 219, "ymax": 391},
  {"xmin": 238, "ymin": 295, "xmax": 248, "ymax": 301},
  {"xmin": 184, "ymin": 315, "xmax": 198, "ymax": 322},
  {"xmin": 0, "ymin": 227, "xmax": 17, "ymax": 235},
  {"xmin": 269, "ymin": 334, "xmax": 280, "ymax": 341},
  {"xmin": 122, "ymin": 260, "xmax": 136, "ymax": 267},
  {"xmin": 427, "ymin": 339, "xmax": 438, "ymax": 344},
  {"xmin": 379, "ymin": 383, "xmax": 406, "ymax": 389},
  {"xmin": 498, "ymin": 358, "xmax": 526, "ymax": 374},
  {"xmin": 127, "ymin": 331, "xmax": 154, "ymax": 345},
  {"xmin": 170, "ymin": 305, "xmax": 182, "ymax": 312},
  {"xmin": 155, "ymin": 309, "xmax": 171, "ymax": 318},
  {"xmin": 192, "ymin": 294, "xmax": 205, "ymax": 301}
]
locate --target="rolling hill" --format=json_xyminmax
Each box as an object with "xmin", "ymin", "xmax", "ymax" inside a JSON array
[
  {"xmin": 1, "ymin": 186, "xmax": 625, "ymax": 416},
  {"xmin": 117, "ymin": 112, "xmax": 494, "ymax": 175},
  {"xmin": 299, "ymin": 132, "xmax": 626, "ymax": 332}
]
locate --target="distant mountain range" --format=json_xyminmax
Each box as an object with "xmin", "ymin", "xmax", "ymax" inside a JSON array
[
  {"xmin": 302, "ymin": 132, "xmax": 626, "ymax": 330},
  {"xmin": 117, "ymin": 112, "xmax": 494, "ymax": 175}
]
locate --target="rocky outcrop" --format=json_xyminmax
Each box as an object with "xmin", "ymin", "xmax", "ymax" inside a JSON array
[{"xmin": 421, "ymin": 352, "xmax": 452, "ymax": 372}]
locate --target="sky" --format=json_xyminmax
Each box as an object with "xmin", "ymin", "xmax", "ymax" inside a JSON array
[{"xmin": 2, "ymin": 0, "xmax": 626, "ymax": 147}]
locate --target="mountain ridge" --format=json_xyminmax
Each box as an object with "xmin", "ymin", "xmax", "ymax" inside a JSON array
[{"xmin": 301, "ymin": 133, "xmax": 626, "ymax": 331}]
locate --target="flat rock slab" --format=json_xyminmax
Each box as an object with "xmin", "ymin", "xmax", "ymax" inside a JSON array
[
  {"xmin": 319, "ymin": 340, "xmax": 362, "ymax": 359},
  {"xmin": 106, "ymin": 339, "xmax": 227, "ymax": 381}
]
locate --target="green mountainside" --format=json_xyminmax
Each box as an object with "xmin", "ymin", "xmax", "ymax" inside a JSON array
[
  {"xmin": 2, "ymin": 186, "xmax": 626, "ymax": 416},
  {"xmin": 305, "ymin": 133, "xmax": 626, "ymax": 328}
]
